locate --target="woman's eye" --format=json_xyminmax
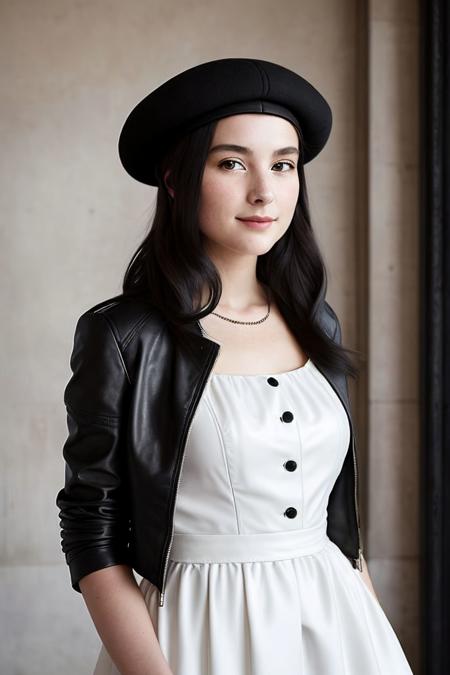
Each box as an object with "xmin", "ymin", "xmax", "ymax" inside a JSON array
[
  {"xmin": 273, "ymin": 161, "xmax": 296, "ymax": 171},
  {"xmin": 218, "ymin": 159, "xmax": 245, "ymax": 170},
  {"xmin": 218, "ymin": 159, "xmax": 295, "ymax": 171}
]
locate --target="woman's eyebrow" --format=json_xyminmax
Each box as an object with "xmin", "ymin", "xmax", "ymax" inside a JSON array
[{"xmin": 208, "ymin": 144, "xmax": 299, "ymax": 157}]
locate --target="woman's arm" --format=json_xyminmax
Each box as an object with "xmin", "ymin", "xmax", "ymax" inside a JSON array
[
  {"xmin": 56, "ymin": 311, "xmax": 173, "ymax": 673},
  {"xmin": 328, "ymin": 307, "xmax": 380, "ymax": 607},
  {"xmin": 80, "ymin": 564, "xmax": 173, "ymax": 675}
]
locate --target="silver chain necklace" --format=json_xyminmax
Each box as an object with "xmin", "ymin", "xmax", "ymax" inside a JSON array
[{"xmin": 210, "ymin": 285, "xmax": 271, "ymax": 325}]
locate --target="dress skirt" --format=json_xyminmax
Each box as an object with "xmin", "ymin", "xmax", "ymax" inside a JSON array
[{"xmin": 93, "ymin": 357, "xmax": 414, "ymax": 674}]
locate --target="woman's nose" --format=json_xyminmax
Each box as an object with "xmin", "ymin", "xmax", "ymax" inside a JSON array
[{"xmin": 247, "ymin": 177, "xmax": 274, "ymax": 204}]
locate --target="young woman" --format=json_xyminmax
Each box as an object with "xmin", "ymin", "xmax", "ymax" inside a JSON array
[{"xmin": 56, "ymin": 58, "xmax": 414, "ymax": 674}]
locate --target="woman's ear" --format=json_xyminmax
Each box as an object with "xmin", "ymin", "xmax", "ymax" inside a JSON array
[{"xmin": 163, "ymin": 169, "xmax": 175, "ymax": 199}]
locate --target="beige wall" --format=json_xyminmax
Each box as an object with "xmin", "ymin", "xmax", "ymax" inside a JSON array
[
  {"xmin": 0, "ymin": 0, "xmax": 420, "ymax": 672},
  {"xmin": 367, "ymin": 0, "xmax": 421, "ymax": 667}
]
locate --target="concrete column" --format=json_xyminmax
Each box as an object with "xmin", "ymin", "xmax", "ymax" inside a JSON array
[{"xmin": 367, "ymin": 0, "xmax": 421, "ymax": 668}]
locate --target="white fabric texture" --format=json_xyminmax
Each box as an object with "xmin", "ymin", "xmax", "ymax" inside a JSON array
[{"xmin": 93, "ymin": 358, "xmax": 414, "ymax": 674}]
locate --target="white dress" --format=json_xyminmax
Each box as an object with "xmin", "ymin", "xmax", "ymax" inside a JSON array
[{"xmin": 93, "ymin": 357, "xmax": 414, "ymax": 675}]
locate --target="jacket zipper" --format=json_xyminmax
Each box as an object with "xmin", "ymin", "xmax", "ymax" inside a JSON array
[
  {"xmin": 351, "ymin": 433, "xmax": 364, "ymax": 571},
  {"xmin": 159, "ymin": 324, "xmax": 222, "ymax": 606},
  {"xmin": 313, "ymin": 362, "xmax": 364, "ymax": 571}
]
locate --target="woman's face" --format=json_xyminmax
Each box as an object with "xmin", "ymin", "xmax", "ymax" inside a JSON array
[{"xmin": 197, "ymin": 113, "xmax": 300, "ymax": 257}]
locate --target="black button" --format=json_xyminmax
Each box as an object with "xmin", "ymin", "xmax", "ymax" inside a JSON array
[
  {"xmin": 281, "ymin": 411, "xmax": 294, "ymax": 423},
  {"xmin": 267, "ymin": 377, "xmax": 279, "ymax": 387},
  {"xmin": 284, "ymin": 507, "xmax": 297, "ymax": 519},
  {"xmin": 284, "ymin": 460, "xmax": 297, "ymax": 472}
]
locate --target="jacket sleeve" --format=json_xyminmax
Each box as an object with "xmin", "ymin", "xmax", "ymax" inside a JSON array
[{"xmin": 55, "ymin": 310, "xmax": 132, "ymax": 593}]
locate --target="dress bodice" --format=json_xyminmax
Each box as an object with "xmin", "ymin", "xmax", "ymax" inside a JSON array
[{"xmin": 173, "ymin": 358, "xmax": 351, "ymax": 535}]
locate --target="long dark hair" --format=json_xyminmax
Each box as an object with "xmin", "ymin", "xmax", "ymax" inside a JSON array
[{"xmin": 122, "ymin": 118, "xmax": 363, "ymax": 380}]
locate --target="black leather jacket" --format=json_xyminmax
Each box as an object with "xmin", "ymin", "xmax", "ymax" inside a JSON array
[{"xmin": 56, "ymin": 293, "xmax": 364, "ymax": 607}]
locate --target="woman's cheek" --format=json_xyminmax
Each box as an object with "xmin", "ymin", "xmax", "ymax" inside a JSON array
[{"xmin": 203, "ymin": 181, "xmax": 236, "ymax": 212}]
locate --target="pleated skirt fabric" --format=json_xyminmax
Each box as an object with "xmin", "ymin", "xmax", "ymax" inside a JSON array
[{"xmin": 93, "ymin": 358, "xmax": 414, "ymax": 675}]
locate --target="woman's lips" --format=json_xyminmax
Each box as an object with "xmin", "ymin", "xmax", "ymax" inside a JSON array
[{"xmin": 236, "ymin": 218, "xmax": 274, "ymax": 230}]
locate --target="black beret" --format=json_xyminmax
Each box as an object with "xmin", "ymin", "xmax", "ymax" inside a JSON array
[{"xmin": 118, "ymin": 57, "xmax": 333, "ymax": 186}]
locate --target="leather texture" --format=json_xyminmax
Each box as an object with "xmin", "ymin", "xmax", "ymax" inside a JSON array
[{"xmin": 55, "ymin": 293, "xmax": 362, "ymax": 595}]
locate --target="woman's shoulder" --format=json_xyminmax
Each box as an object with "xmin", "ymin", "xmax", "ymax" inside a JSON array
[{"xmin": 77, "ymin": 292, "xmax": 166, "ymax": 345}]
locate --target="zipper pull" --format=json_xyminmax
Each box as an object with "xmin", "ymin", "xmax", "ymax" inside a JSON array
[
  {"xmin": 355, "ymin": 548, "xmax": 364, "ymax": 572},
  {"xmin": 159, "ymin": 591, "xmax": 165, "ymax": 607}
]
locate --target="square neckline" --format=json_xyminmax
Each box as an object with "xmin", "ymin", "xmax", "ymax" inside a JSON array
[
  {"xmin": 211, "ymin": 358, "xmax": 312, "ymax": 378},
  {"xmin": 197, "ymin": 319, "xmax": 312, "ymax": 379}
]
